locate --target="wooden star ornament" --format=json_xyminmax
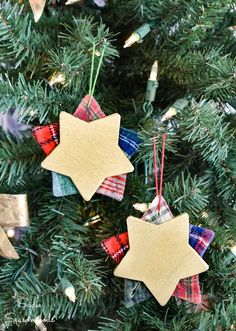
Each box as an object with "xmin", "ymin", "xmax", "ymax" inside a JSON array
[
  {"xmin": 114, "ymin": 213, "xmax": 209, "ymax": 306},
  {"xmin": 41, "ymin": 112, "xmax": 134, "ymax": 201}
]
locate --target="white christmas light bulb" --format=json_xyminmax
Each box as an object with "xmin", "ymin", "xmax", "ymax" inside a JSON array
[
  {"xmin": 6, "ymin": 228, "xmax": 15, "ymax": 238},
  {"xmin": 123, "ymin": 33, "xmax": 140, "ymax": 48},
  {"xmin": 149, "ymin": 61, "xmax": 158, "ymax": 81},
  {"xmin": 133, "ymin": 203, "xmax": 150, "ymax": 213},
  {"xmin": 161, "ymin": 107, "xmax": 177, "ymax": 122},
  {"xmin": 34, "ymin": 316, "xmax": 47, "ymax": 331},
  {"xmin": 64, "ymin": 286, "xmax": 76, "ymax": 303}
]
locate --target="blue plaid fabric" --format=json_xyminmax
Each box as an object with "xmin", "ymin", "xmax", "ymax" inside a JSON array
[
  {"xmin": 125, "ymin": 281, "xmax": 151, "ymax": 308},
  {"xmin": 188, "ymin": 224, "xmax": 214, "ymax": 257},
  {"xmin": 119, "ymin": 128, "xmax": 141, "ymax": 158}
]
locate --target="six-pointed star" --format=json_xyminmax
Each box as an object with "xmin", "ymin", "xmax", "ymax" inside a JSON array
[
  {"xmin": 114, "ymin": 213, "xmax": 209, "ymax": 306},
  {"xmin": 41, "ymin": 112, "xmax": 134, "ymax": 201}
]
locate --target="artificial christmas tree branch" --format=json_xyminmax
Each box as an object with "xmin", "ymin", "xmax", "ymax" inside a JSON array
[{"xmin": 0, "ymin": 0, "xmax": 235, "ymax": 330}]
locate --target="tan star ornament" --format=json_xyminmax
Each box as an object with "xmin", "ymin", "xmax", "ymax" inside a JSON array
[
  {"xmin": 41, "ymin": 112, "xmax": 134, "ymax": 201},
  {"xmin": 114, "ymin": 213, "xmax": 209, "ymax": 306}
]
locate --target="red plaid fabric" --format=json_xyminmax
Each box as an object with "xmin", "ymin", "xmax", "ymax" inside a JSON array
[
  {"xmin": 141, "ymin": 195, "xmax": 173, "ymax": 224},
  {"xmin": 73, "ymin": 94, "xmax": 106, "ymax": 121},
  {"xmin": 102, "ymin": 232, "xmax": 129, "ymax": 263},
  {"xmin": 32, "ymin": 123, "xmax": 59, "ymax": 155},
  {"xmin": 96, "ymin": 174, "xmax": 127, "ymax": 201},
  {"xmin": 32, "ymin": 95, "xmax": 128, "ymax": 201},
  {"xmin": 102, "ymin": 231, "xmax": 129, "ymax": 264},
  {"xmin": 101, "ymin": 196, "xmax": 212, "ymax": 304},
  {"xmin": 173, "ymin": 275, "xmax": 200, "ymax": 303}
]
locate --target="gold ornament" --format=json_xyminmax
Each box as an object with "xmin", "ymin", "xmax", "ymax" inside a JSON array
[
  {"xmin": 0, "ymin": 194, "xmax": 29, "ymax": 259},
  {"xmin": 0, "ymin": 194, "xmax": 29, "ymax": 227}
]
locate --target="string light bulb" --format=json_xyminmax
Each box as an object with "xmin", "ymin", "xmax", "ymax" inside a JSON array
[
  {"xmin": 84, "ymin": 214, "xmax": 101, "ymax": 227},
  {"xmin": 124, "ymin": 33, "xmax": 140, "ymax": 48},
  {"xmin": 231, "ymin": 244, "xmax": 236, "ymax": 257},
  {"xmin": 161, "ymin": 107, "xmax": 177, "ymax": 122},
  {"xmin": 60, "ymin": 277, "xmax": 76, "ymax": 303},
  {"xmin": 48, "ymin": 72, "xmax": 66, "ymax": 87},
  {"xmin": 6, "ymin": 228, "xmax": 15, "ymax": 238},
  {"xmin": 146, "ymin": 60, "xmax": 159, "ymax": 102},
  {"xmin": 133, "ymin": 203, "xmax": 150, "ymax": 213},
  {"xmin": 64, "ymin": 286, "xmax": 76, "ymax": 303},
  {"xmin": 34, "ymin": 316, "xmax": 47, "ymax": 331},
  {"xmin": 149, "ymin": 61, "xmax": 158, "ymax": 81},
  {"xmin": 124, "ymin": 23, "xmax": 151, "ymax": 48}
]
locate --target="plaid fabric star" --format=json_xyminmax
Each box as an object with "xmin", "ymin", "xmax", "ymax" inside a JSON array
[
  {"xmin": 101, "ymin": 196, "xmax": 214, "ymax": 306},
  {"xmin": 32, "ymin": 95, "xmax": 141, "ymax": 200}
]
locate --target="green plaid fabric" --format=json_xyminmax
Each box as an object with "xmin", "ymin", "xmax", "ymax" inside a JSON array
[{"xmin": 52, "ymin": 172, "xmax": 77, "ymax": 197}]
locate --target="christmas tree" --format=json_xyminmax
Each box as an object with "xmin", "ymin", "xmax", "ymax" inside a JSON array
[{"xmin": 0, "ymin": 0, "xmax": 235, "ymax": 330}]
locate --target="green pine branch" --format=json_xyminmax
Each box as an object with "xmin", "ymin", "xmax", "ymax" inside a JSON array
[
  {"xmin": 177, "ymin": 99, "xmax": 233, "ymax": 166},
  {"xmin": 164, "ymin": 173, "xmax": 209, "ymax": 219},
  {"xmin": 0, "ymin": 136, "xmax": 43, "ymax": 186},
  {"xmin": 0, "ymin": 5, "xmax": 41, "ymax": 69}
]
